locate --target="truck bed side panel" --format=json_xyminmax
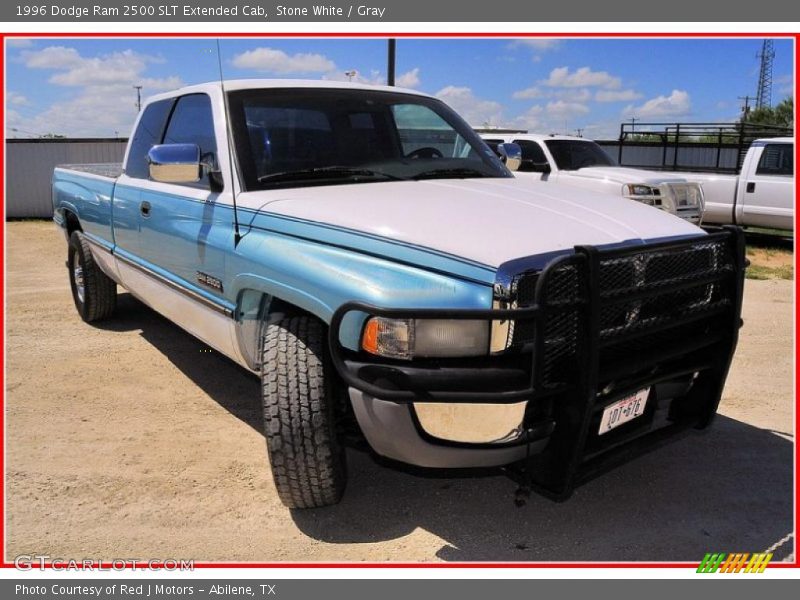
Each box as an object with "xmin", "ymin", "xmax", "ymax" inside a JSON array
[
  {"xmin": 686, "ymin": 173, "xmax": 739, "ymax": 225},
  {"xmin": 52, "ymin": 167, "xmax": 117, "ymax": 245}
]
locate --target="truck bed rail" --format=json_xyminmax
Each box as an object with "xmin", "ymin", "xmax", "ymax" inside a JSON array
[{"xmin": 56, "ymin": 163, "xmax": 123, "ymax": 179}]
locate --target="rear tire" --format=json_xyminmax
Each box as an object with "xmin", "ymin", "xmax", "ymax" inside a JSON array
[
  {"xmin": 261, "ymin": 315, "xmax": 346, "ymax": 509},
  {"xmin": 68, "ymin": 231, "xmax": 117, "ymax": 322}
]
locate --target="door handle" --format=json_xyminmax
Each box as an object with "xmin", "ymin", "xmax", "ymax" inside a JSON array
[
  {"xmin": 140, "ymin": 201, "xmax": 151, "ymax": 217},
  {"xmin": 746, "ymin": 182, "xmax": 756, "ymax": 193}
]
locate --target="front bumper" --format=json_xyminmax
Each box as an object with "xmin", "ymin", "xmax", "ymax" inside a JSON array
[{"xmin": 329, "ymin": 227, "xmax": 746, "ymax": 500}]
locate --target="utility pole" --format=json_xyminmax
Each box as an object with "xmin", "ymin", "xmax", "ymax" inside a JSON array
[
  {"xmin": 387, "ymin": 39, "xmax": 396, "ymax": 86},
  {"xmin": 133, "ymin": 85, "xmax": 143, "ymax": 112},
  {"xmin": 738, "ymin": 95, "xmax": 755, "ymax": 120},
  {"xmin": 629, "ymin": 116, "xmax": 638, "ymax": 133}
]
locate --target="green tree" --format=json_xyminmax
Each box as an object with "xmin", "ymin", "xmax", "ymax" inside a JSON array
[{"xmin": 745, "ymin": 97, "xmax": 794, "ymax": 128}]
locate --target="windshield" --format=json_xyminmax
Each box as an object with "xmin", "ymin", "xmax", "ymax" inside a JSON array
[
  {"xmin": 544, "ymin": 139, "xmax": 617, "ymax": 170},
  {"xmin": 228, "ymin": 88, "xmax": 509, "ymax": 190}
]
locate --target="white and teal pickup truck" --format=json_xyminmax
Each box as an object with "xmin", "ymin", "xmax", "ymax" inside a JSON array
[{"xmin": 53, "ymin": 80, "xmax": 746, "ymax": 508}]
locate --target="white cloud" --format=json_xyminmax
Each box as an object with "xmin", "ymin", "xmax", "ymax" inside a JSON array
[
  {"xmin": 10, "ymin": 79, "xmax": 183, "ymax": 138},
  {"xmin": 623, "ymin": 89, "xmax": 691, "ymax": 118},
  {"xmin": 558, "ymin": 88, "xmax": 592, "ymax": 103},
  {"xmin": 512, "ymin": 86, "xmax": 545, "ymax": 100},
  {"xmin": 434, "ymin": 86, "xmax": 504, "ymax": 127},
  {"xmin": 513, "ymin": 86, "xmax": 593, "ymax": 103},
  {"xmin": 22, "ymin": 46, "xmax": 83, "ymax": 70},
  {"xmin": 6, "ymin": 38, "xmax": 34, "ymax": 48},
  {"xmin": 510, "ymin": 39, "xmax": 561, "ymax": 51},
  {"xmin": 231, "ymin": 47, "xmax": 335, "ymax": 74},
  {"xmin": 508, "ymin": 105, "xmax": 544, "ymax": 130},
  {"xmin": 546, "ymin": 100, "xmax": 590, "ymax": 119},
  {"xmin": 11, "ymin": 45, "xmax": 182, "ymax": 137},
  {"xmin": 508, "ymin": 39, "xmax": 561, "ymax": 63},
  {"xmin": 396, "ymin": 67, "xmax": 421, "ymax": 89},
  {"xmin": 595, "ymin": 89, "xmax": 643, "ymax": 103},
  {"xmin": 544, "ymin": 66, "xmax": 621, "ymax": 89},
  {"xmin": 7, "ymin": 92, "xmax": 29, "ymax": 106},
  {"xmin": 21, "ymin": 46, "xmax": 165, "ymax": 88}
]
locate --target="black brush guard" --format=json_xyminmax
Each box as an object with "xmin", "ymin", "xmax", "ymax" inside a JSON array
[{"xmin": 329, "ymin": 226, "xmax": 746, "ymax": 499}]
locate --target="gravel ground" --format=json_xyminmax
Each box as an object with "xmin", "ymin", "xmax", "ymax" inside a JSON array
[{"xmin": 4, "ymin": 220, "xmax": 794, "ymax": 563}]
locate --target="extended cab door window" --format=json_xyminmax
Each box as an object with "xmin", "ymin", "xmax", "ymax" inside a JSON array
[
  {"xmin": 513, "ymin": 139, "xmax": 549, "ymax": 172},
  {"xmin": 161, "ymin": 93, "xmax": 218, "ymax": 190},
  {"xmin": 125, "ymin": 98, "xmax": 174, "ymax": 179},
  {"xmin": 755, "ymin": 143, "xmax": 793, "ymax": 176}
]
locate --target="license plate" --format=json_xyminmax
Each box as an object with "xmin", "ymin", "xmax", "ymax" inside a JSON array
[{"xmin": 598, "ymin": 388, "xmax": 650, "ymax": 435}]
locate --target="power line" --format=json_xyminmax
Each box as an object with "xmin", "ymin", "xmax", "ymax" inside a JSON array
[{"xmin": 6, "ymin": 126, "xmax": 47, "ymax": 138}]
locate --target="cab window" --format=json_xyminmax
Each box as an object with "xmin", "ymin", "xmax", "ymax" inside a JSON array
[
  {"xmin": 161, "ymin": 94, "xmax": 218, "ymax": 189},
  {"xmin": 756, "ymin": 143, "xmax": 793, "ymax": 176},
  {"xmin": 124, "ymin": 98, "xmax": 174, "ymax": 179},
  {"xmin": 513, "ymin": 140, "xmax": 548, "ymax": 171}
]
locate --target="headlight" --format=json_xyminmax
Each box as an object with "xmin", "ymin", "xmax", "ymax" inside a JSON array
[
  {"xmin": 623, "ymin": 184, "xmax": 662, "ymax": 206},
  {"xmin": 361, "ymin": 317, "xmax": 490, "ymax": 360},
  {"xmin": 682, "ymin": 184, "xmax": 704, "ymax": 208},
  {"xmin": 663, "ymin": 183, "xmax": 703, "ymax": 209}
]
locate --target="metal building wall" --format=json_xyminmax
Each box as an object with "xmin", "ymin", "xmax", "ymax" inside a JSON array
[{"xmin": 5, "ymin": 139, "xmax": 127, "ymax": 218}]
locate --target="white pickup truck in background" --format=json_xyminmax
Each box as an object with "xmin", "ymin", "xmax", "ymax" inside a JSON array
[
  {"xmin": 689, "ymin": 138, "xmax": 794, "ymax": 231},
  {"xmin": 481, "ymin": 133, "xmax": 705, "ymax": 224}
]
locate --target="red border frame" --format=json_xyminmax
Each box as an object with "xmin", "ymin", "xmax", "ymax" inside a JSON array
[{"xmin": 0, "ymin": 30, "xmax": 797, "ymax": 571}]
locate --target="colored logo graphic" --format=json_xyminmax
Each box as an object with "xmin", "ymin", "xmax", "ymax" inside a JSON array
[{"xmin": 696, "ymin": 553, "xmax": 773, "ymax": 573}]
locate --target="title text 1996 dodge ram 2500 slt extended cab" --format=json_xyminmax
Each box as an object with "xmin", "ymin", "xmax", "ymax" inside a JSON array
[
  {"xmin": 54, "ymin": 80, "xmax": 745, "ymax": 508},
  {"xmin": 480, "ymin": 133, "xmax": 705, "ymax": 224}
]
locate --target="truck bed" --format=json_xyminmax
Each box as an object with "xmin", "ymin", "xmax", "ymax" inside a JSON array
[{"xmin": 57, "ymin": 163, "xmax": 123, "ymax": 179}]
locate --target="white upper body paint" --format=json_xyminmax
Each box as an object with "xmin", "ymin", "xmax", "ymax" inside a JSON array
[{"xmin": 132, "ymin": 80, "xmax": 703, "ymax": 267}]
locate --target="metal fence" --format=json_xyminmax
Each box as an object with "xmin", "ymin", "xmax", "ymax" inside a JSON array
[
  {"xmin": 5, "ymin": 138, "xmax": 127, "ymax": 218},
  {"xmin": 595, "ymin": 141, "xmax": 743, "ymax": 172}
]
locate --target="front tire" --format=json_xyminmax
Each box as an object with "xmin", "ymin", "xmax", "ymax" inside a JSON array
[
  {"xmin": 261, "ymin": 316, "xmax": 346, "ymax": 508},
  {"xmin": 68, "ymin": 231, "xmax": 117, "ymax": 322}
]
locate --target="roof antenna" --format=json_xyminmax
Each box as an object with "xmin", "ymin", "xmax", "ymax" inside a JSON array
[{"xmin": 216, "ymin": 38, "xmax": 242, "ymax": 247}]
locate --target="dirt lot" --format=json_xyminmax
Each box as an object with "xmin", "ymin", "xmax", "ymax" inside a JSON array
[{"xmin": 4, "ymin": 220, "xmax": 795, "ymax": 563}]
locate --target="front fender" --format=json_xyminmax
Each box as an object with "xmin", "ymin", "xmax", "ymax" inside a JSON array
[{"xmin": 227, "ymin": 227, "xmax": 494, "ymax": 350}]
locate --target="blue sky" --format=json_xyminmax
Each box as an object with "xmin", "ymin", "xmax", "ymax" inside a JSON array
[{"xmin": 5, "ymin": 37, "xmax": 794, "ymax": 139}]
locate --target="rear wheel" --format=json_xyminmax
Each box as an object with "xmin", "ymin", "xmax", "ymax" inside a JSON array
[
  {"xmin": 68, "ymin": 231, "xmax": 117, "ymax": 323},
  {"xmin": 261, "ymin": 315, "xmax": 347, "ymax": 509}
]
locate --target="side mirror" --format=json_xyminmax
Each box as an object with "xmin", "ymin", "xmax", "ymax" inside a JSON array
[
  {"xmin": 147, "ymin": 143, "xmax": 202, "ymax": 183},
  {"xmin": 496, "ymin": 142, "xmax": 523, "ymax": 172}
]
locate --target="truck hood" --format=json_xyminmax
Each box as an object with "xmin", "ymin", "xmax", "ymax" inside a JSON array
[
  {"xmin": 562, "ymin": 166, "xmax": 693, "ymax": 186},
  {"xmin": 241, "ymin": 177, "xmax": 703, "ymax": 268}
]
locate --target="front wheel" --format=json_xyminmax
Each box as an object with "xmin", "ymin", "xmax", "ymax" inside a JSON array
[
  {"xmin": 261, "ymin": 315, "xmax": 346, "ymax": 509},
  {"xmin": 68, "ymin": 231, "xmax": 117, "ymax": 323}
]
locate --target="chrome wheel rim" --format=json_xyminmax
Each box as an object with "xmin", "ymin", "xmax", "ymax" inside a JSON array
[{"xmin": 73, "ymin": 250, "xmax": 85, "ymax": 304}]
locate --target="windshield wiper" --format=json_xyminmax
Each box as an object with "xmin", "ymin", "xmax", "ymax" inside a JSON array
[
  {"xmin": 258, "ymin": 166, "xmax": 405, "ymax": 185},
  {"xmin": 411, "ymin": 167, "xmax": 490, "ymax": 181}
]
